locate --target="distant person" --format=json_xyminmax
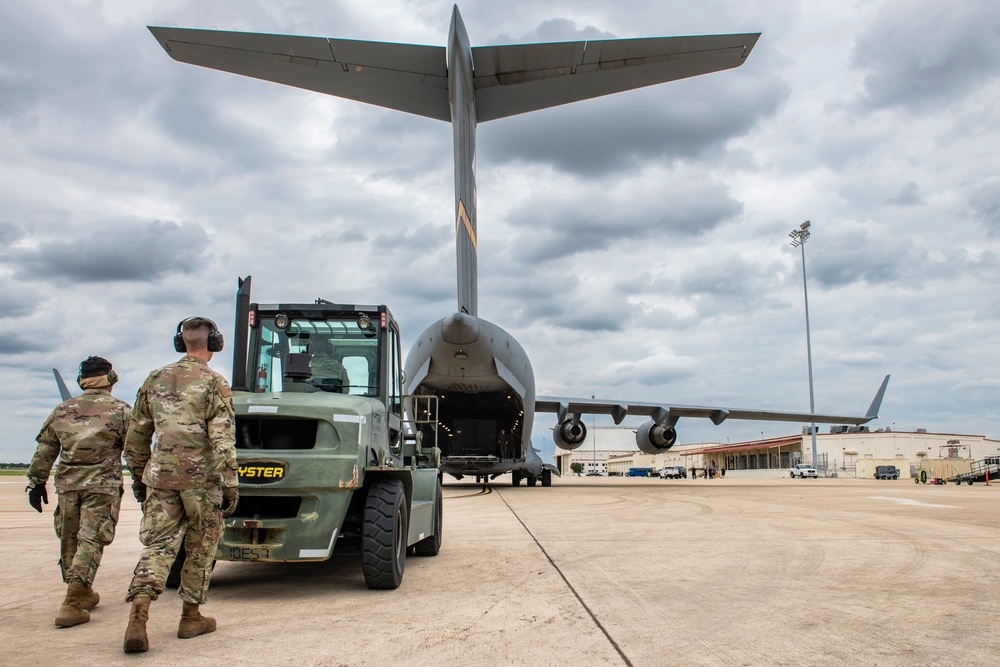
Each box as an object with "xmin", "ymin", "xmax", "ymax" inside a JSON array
[
  {"xmin": 309, "ymin": 339, "xmax": 349, "ymax": 391},
  {"xmin": 122, "ymin": 317, "xmax": 239, "ymax": 653},
  {"xmin": 26, "ymin": 356, "xmax": 131, "ymax": 627}
]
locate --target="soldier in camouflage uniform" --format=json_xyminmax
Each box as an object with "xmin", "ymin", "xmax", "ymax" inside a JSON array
[
  {"xmin": 122, "ymin": 317, "xmax": 239, "ymax": 653},
  {"xmin": 309, "ymin": 338, "xmax": 349, "ymax": 391},
  {"xmin": 27, "ymin": 356, "xmax": 131, "ymax": 628}
]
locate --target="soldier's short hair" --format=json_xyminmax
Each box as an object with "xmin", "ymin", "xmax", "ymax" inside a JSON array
[
  {"xmin": 79, "ymin": 356, "xmax": 113, "ymax": 378},
  {"xmin": 181, "ymin": 318, "xmax": 213, "ymax": 351}
]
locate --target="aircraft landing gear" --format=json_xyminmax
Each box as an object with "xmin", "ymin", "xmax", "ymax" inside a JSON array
[
  {"xmin": 511, "ymin": 472, "xmax": 522, "ymax": 487},
  {"xmin": 541, "ymin": 469, "xmax": 552, "ymax": 487}
]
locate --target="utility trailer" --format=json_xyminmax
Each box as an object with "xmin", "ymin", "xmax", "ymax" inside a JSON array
[
  {"xmin": 221, "ymin": 276, "xmax": 442, "ymax": 589},
  {"xmin": 948, "ymin": 457, "xmax": 1000, "ymax": 486}
]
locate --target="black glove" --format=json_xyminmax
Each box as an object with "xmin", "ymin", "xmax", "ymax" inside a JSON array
[
  {"xmin": 27, "ymin": 483, "xmax": 48, "ymax": 513},
  {"xmin": 222, "ymin": 486, "xmax": 239, "ymax": 518},
  {"xmin": 132, "ymin": 478, "xmax": 147, "ymax": 504}
]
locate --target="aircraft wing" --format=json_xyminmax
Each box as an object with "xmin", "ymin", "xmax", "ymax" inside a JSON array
[
  {"xmin": 472, "ymin": 33, "xmax": 760, "ymax": 122},
  {"xmin": 536, "ymin": 375, "xmax": 890, "ymax": 428},
  {"xmin": 147, "ymin": 27, "xmax": 450, "ymax": 120},
  {"xmin": 52, "ymin": 369, "xmax": 74, "ymax": 402}
]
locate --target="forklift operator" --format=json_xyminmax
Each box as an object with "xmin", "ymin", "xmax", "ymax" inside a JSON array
[{"xmin": 309, "ymin": 339, "xmax": 349, "ymax": 391}]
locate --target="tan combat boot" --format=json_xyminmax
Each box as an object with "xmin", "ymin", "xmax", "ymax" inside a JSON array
[
  {"xmin": 123, "ymin": 596, "xmax": 151, "ymax": 653},
  {"xmin": 177, "ymin": 601, "xmax": 216, "ymax": 639},
  {"xmin": 54, "ymin": 584, "xmax": 91, "ymax": 627},
  {"xmin": 79, "ymin": 585, "xmax": 100, "ymax": 611}
]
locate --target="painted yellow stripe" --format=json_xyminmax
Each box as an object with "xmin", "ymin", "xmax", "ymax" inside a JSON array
[{"xmin": 456, "ymin": 199, "xmax": 478, "ymax": 251}]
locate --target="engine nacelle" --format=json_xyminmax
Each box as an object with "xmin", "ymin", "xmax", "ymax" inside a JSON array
[
  {"xmin": 636, "ymin": 419, "xmax": 677, "ymax": 455},
  {"xmin": 553, "ymin": 418, "xmax": 587, "ymax": 451}
]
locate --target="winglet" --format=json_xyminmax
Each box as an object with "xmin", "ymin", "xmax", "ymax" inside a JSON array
[
  {"xmin": 52, "ymin": 369, "xmax": 73, "ymax": 402},
  {"xmin": 864, "ymin": 375, "xmax": 891, "ymax": 421}
]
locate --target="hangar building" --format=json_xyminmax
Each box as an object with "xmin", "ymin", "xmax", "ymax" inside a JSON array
[{"xmin": 552, "ymin": 426, "xmax": 1000, "ymax": 479}]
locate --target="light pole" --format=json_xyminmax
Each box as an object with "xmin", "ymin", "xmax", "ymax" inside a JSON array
[
  {"xmin": 591, "ymin": 395, "xmax": 597, "ymax": 474},
  {"xmin": 789, "ymin": 220, "xmax": 818, "ymax": 468}
]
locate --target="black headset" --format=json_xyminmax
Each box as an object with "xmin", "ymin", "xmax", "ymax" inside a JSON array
[
  {"xmin": 77, "ymin": 356, "xmax": 118, "ymax": 387},
  {"xmin": 174, "ymin": 317, "xmax": 225, "ymax": 353}
]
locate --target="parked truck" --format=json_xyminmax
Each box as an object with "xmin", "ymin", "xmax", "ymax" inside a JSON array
[
  {"xmin": 874, "ymin": 465, "xmax": 899, "ymax": 480},
  {"xmin": 220, "ymin": 277, "xmax": 442, "ymax": 589}
]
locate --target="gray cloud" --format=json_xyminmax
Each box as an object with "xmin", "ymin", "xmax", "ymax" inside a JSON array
[
  {"xmin": 480, "ymin": 73, "xmax": 787, "ymax": 176},
  {"xmin": 852, "ymin": 2, "xmax": 1000, "ymax": 113},
  {"xmin": 969, "ymin": 179, "xmax": 1000, "ymax": 236},
  {"xmin": 887, "ymin": 181, "xmax": 922, "ymax": 207},
  {"xmin": 1, "ymin": 1, "xmax": 1000, "ymax": 463},
  {"xmin": 0, "ymin": 279, "xmax": 42, "ymax": 319},
  {"xmin": 492, "ymin": 17, "xmax": 616, "ymax": 44},
  {"xmin": 499, "ymin": 172, "xmax": 743, "ymax": 265},
  {"xmin": 0, "ymin": 329, "xmax": 53, "ymax": 354},
  {"xmin": 8, "ymin": 219, "xmax": 211, "ymax": 283}
]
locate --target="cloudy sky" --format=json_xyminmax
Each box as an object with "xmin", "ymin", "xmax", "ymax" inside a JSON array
[{"xmin": 3, "ymin": 0, "xmax": 999, "ymax": 463}]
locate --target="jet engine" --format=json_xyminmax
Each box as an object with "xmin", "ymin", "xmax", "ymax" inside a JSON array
[
  {"xmin": 552, "ymin": 418, "xmax": 587, "ymax": 451},
  {"xmin": 636, "ymin": 419, "xmax": 677, "ymax": 455}
]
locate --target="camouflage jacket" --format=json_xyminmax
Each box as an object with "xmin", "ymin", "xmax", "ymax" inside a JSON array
[
  {"xmin": 124, "ymin": 356, "xmax": 238, "ymax": 490},
  {"xmin": 29, "ymin": 389, "xmax": 132, "ymax": 493}
]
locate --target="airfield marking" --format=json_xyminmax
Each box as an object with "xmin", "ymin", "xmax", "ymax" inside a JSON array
[
  {"xmin": 493, "ymin": 486, "xmax": 634, "ymax": 667},
  {"xmin": 868, "ymin": 496, "xmax": 960, "ymax": 509}
]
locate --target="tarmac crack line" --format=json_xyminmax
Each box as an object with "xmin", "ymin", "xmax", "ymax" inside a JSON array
[{"xmin": 494, "ymin": 487, "xmax": 633, "ymax": 667}]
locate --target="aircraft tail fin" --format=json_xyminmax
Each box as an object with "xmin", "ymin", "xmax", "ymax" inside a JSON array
[{"xmin": 52, "ymin": 369, "xmax": 73, "ymax": 402}]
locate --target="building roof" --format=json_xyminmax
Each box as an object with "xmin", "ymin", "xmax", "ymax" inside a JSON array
[{"xmin": 682, "ymin": 436, "xmax": 802, "ymax": 457}]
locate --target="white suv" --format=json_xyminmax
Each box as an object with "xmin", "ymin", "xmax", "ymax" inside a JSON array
[{"xmin": 790, "ymin": 463, "xmax": 818, "ymax": 479}]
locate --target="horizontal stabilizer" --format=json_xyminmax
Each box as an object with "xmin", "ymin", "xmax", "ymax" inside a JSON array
[
  {"xmin": 148, "ymin": 27, "xmax": 450, "ymax": 120},
  {"xmin": 148, "ymin": 27, "xmax": 759, "ymax": 124},
  {"xmin": 473, "ymin": 33, "xmax": 760, "ymax": 121}
]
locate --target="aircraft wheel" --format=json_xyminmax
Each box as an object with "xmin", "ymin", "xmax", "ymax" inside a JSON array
[
  {"xmin": 512, "ymin": 472, "xmax": 521, "ymax": 487},
  {"xmin": 362, "ymin": 479, "xmax": 407, "ymax": 590},
  {"xmin": 541, "ymin": 469, "xmax": 552, "ymax": 487},
  {"xmin": 413, "ymin": 479, "xmax": 443, "ymax": 557},
  {"xmin": 527, "ymin": 476, "xmax": 537, "ymax": 487}
]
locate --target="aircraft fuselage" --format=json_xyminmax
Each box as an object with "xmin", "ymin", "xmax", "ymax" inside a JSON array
[{"xmin": 404, "ymin": 312, "xmax": 537, "ymax": 478}]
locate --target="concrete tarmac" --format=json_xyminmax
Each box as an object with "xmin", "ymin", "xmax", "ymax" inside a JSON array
[{"xmin": 2, "ymin": 475, "xmax": 999, "ymax": 666}]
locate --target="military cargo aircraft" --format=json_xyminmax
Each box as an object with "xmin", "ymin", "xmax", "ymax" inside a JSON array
[{"xmin": 149, "ymin": 6, "xmax": 889, "ymax": 486}]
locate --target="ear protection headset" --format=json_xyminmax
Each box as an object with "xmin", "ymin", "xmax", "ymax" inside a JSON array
[
  {"xmin": 174, "ymin": 317, "xmax": 225, "ymax": 353},
  {"xmin": 77, "ymin": 357, "xmax": 118, "ymax": 387}
]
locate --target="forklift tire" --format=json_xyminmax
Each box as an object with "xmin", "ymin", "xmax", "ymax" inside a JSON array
[
  {"xmin": 362, "ymin": 479, "xmax": 408, "ymax": 590},
  {"xmin": 413, "ymin": 479, "xmax": 443, "ymax": 557}
]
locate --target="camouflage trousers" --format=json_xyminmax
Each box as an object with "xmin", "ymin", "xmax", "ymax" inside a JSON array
[
  {"xmin": 127, "ymin": 486, "xmax": 223, "ymax": 605},
  {"xmin": 53, "ymin": 489, "xmax": 121, "ymax": 587}
]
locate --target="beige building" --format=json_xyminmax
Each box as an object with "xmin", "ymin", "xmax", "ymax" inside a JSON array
[{"xmin": 553, "ymin": 426, "xmax": 1000, "ymax": 480}]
